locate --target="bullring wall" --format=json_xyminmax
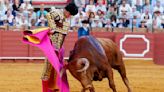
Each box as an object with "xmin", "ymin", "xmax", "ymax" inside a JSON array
[{"xmin": 0, "ymin": 28, "xmax": 163, "ymax": 65}]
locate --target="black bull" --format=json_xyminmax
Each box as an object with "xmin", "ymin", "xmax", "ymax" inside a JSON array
[{"xmin": 67, "ymin": 36, "xmax": 132, "ymax": 92}]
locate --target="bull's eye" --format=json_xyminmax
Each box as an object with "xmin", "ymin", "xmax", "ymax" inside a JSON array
[{"xmin": 81, "ymin": 63, "xmax": 85, "ymax": 67}]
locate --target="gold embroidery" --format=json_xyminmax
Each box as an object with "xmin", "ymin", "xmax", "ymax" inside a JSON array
[
  {"xmin": 41, "ymin": 9, "xmax": 69, "ymax": 87},
  {"xmin": 46, "ymin": 10, "xmax": 69, "ymax": 34}
]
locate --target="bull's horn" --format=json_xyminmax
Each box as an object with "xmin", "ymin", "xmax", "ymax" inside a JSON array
[{"xmin": 77, "ymin": 58, "xmax": 90, "ymax": 72}]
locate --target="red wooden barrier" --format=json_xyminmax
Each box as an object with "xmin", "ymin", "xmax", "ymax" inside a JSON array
[
  {"xmin": 91, "ymin": 32, "xmax": 115, "ymax": 41},
  {"xmin": 0, "ymin": 31, "xmax": 28, "ymax": 57},
  {"xmin": 154, "ymin": 33, "xmax": 164, "ymax": 65},
  {"xmin": 63, "ymin": 32, "xmax": 78, "ymax": 57},
  {"xmin": 0, "ymin": 30, "xmax": 164, "ymax": 65}
]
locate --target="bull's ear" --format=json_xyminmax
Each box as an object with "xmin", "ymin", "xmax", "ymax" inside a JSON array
[
  {"xmin": 69, "ymin": 50, "xmax": 74, "ymax": 55},
  {"xmin": 67, "ymin": 50, "xmax": 74, "ymax": 62}
]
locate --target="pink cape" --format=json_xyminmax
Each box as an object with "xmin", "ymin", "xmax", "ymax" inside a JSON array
[{"xmin": 23, "ymin": 28, "xmax": 69, "ymax": 92}]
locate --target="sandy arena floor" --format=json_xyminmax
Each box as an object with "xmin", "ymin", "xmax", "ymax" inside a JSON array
[{"xmin": 0, "ymin": 60, "xmax": 164, "ymax": 92}]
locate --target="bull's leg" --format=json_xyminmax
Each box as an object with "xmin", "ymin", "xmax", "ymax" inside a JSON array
[
  {"xmin": 81, "ymin": 88, "xmax": 85, "ymax": 92},
  {"xmin": 89, "ymin": 88, "xmax": 95, "ymax": 92},
  {"xmin": 80, "ymin": 78, "xmax": 95, "ymax": 92},
  {"xmin": 41, "ymin": 59, "xmax": 53, "ymax": 80},
  {"xmin": 117, "ymin": 65, "xmax": 132, "ymax": 92},
  {"xmin": 88, "ymin": 85, "xmax": 95, "ymax": 92},
  {"xmin": 106, "ymin": 67, "xmax": 117, "ymax": 92},
  {"xmin": 81, "ymin": 84, "xmax": 95, "ymax": 92}
]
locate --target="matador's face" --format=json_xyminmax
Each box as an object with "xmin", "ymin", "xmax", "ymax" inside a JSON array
[{"xmin": 64, "ymin": 9, "xmax": 71, "ymax": 18}]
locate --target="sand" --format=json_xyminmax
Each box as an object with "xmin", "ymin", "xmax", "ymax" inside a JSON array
[{"xmin": 0, "ymin": 60, "xmax": 164, "ymax": 92}]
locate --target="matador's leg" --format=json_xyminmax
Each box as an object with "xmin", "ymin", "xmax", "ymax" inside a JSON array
[
  {"xmin": 41, "ymin": 33, "xmax": 65, "ymax": 78},
  {"xmin": 41, "ymin": 32, "xmax": 65, "ymax": 91},
  {"xmin": 41, "ymin": 10, "xmax": 69, "ymax": 91},
  {"xmin": 41, "ymin": 58, "xmax": 53, "ymax": 81}
]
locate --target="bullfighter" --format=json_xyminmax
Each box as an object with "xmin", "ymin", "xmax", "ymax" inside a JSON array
[{"xmin": 41, "ymin": 3, "xmax": 78, "ymax": 92}]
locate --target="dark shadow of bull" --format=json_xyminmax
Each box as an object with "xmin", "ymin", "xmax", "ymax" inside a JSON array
[{"xmin": 67, "ymin": 36, "xmax": 132, "ymax": 92}]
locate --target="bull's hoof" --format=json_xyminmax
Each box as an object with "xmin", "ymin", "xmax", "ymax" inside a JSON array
[{"xmin": 82, "ymin": 85, "xmax": 95, "ymax": 92}]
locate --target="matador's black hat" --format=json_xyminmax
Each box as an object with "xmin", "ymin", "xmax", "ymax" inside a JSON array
[
  {"xmin": 82, "ymin": 20, "xmax": 90, "ymax": 24},
  {"xmin": 65, "ymin": 3, "xmax": 78, "ymax": 16}
]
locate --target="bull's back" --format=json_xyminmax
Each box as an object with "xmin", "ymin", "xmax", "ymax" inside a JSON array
[
  {"xmin": 74, "ymin": 36, "xmax": 109, "ymax": 66},
  {"xmin": 97, "ymin": 38, "xmax": 123, "ymax": 66},
  {"xmin": 77, "ymin": 36, "xmax": 106, "ymax": 56}
]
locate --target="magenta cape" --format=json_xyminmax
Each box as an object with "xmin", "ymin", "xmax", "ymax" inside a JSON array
[{"xmin": 23, "ymin": 28, "xmax": 69, "ymax": 92}]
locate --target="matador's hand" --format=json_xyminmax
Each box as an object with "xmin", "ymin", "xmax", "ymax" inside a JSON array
[{"xmin": 48, "ymin": 30, "xmax": 55, "ymax": 35}]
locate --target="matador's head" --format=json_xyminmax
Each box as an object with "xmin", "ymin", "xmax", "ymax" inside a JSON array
[{"xmin": 64, "ymin": 3, "xmax": 78, "ymax": 18}]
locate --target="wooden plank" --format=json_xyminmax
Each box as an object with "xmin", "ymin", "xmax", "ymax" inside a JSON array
[
  {"xmin": 114, "ymin": 28, "xmax": 131, "ymax": 33},
  {"xmin": 133, "ymin": 28, "xmax": 148, "ymax": 33},
  {"xmin": 91, "ymin": 28, "xmax": 107, "ymax": 32},
  {"xmin": 92, "ymin": 32, "xmax": 115, "ymax": 40},
  {"xmin": 0, "ymin": 26, "xmax": 7, "ymax": 31},
  {"xmin": 29, "ymin": 46, "xmax": 44, "ymax": 57},
  {"xmin": 1, "ymin": 31, "xmax": 28, "ymax": 57},
  {"xmin": 154, "ymin": 29, "xmax": 164, "ymax": 33},
  {"xmin": 154, "ymin": 33, "xmax": 164, "ymax": 65},
  {"xmin": 63, "ymin": 32, "xmax": 78, "ymax": 57}
]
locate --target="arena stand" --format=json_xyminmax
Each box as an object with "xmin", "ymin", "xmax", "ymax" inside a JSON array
[{"xmin": 0, "ymin": 28, "xmax": 164, "ymax": 65}]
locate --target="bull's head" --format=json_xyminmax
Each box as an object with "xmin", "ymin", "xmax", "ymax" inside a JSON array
[
  {"xmin": 68, "ymin": 50, "xmax": 90, "ymax": 73},
  {"xmin": 68, "ymin": 58, "xmax": 93, "ymax": 89},
  {"xmin": 67, "ymin": 48, "xmax": 95, "ymax": 90},
  {"xmin": 68, "ymin": 58, "xmax": 90, "ymax": 75}
]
